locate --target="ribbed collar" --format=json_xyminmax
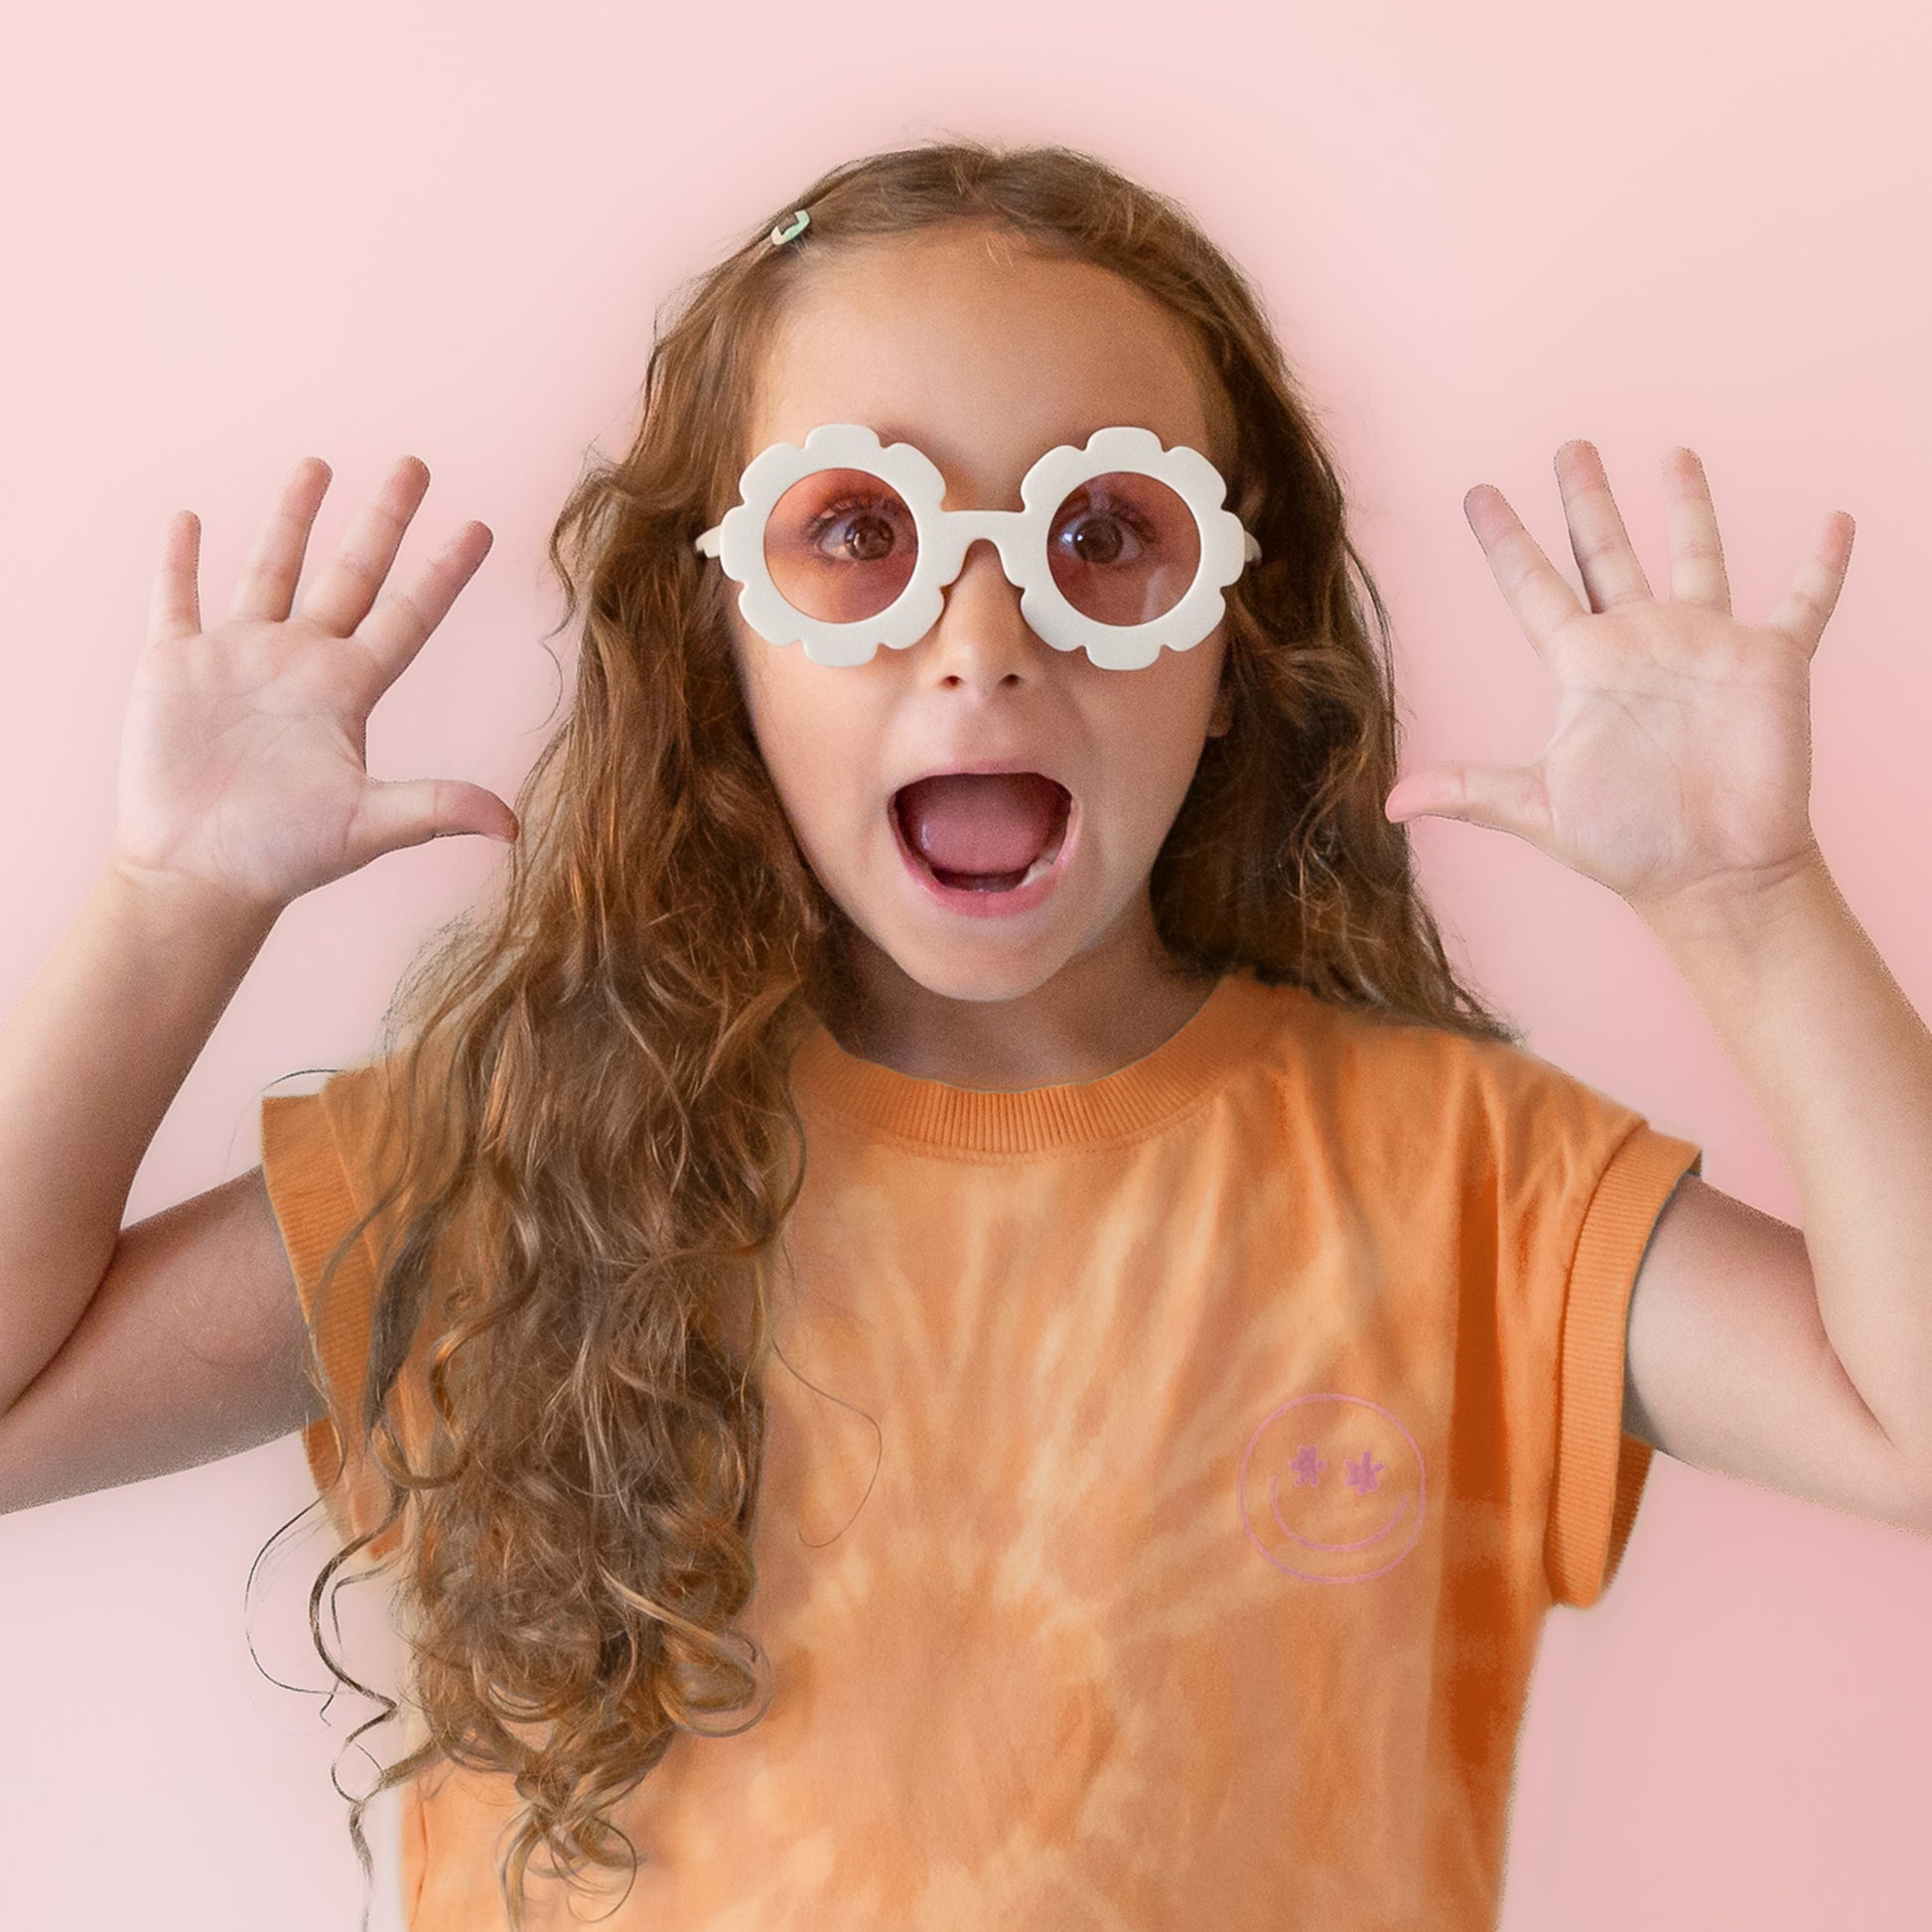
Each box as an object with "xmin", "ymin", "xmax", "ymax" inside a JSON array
[{"xmin": 787, "ymin": 966, "xmax": 1289, "ymax": 1156}]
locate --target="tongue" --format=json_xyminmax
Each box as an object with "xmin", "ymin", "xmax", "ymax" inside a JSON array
[{"xmin": 897, "ymin": 772, "xmax": 1063, "ymax": 876}]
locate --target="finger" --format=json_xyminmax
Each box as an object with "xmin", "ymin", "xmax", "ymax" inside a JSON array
[
  {"xmin": 1660, "ymin": 446, "xmax": 1731, "ymax": 610},
  {"xmin": 226, "ymin": 458, "xmax": 333, "ymax": 624},
  {"xmin": 1554, "ymin": 440, "xmax": 1652, "ymax": 612},
  {"xmin": 1766, "ymin": 509, "xmax": 1856, "ymax": 656},
  {"xmin": 149, "ymin": 510, "xmax": 203, "ymax": 645},
  {"xmin": 297, "ymin": 456, "xmax": 433, "ymax": 636},
  {"xmin": 353, "ymin": 519, "xmax": 495, "ymax": 686},
  {"xmin": 1464, "ymin": 484, "xmax": 1585, "ymax": 655},
  {"xmin": 348, "ymin": 776, "xmax": 520, "ymax": 865},
  {"xmin": 1385, "ymin": 759, "xmax": 1551, "ymax": 847}
]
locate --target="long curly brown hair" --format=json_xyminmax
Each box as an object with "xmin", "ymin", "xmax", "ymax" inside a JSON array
[{"xmin": 289, "ymin": 137, "xmax": 1521, "ymax": 1929}]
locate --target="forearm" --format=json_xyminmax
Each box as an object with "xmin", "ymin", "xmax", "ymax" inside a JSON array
[
  {"xmin": 0, "ymin": 862, "xmax": 279, "ymax": 1416},
  {"xmin": 1641, "ymin": 848, "xmax": 1932, "ymax": 1467}
]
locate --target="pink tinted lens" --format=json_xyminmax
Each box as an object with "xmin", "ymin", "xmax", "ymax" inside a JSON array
[
  {"xmin": 1046, "ymin": 472, "xmax": 1201, "ymax": 626},
  {"xmin": 763, "ymin": 468, "xmax": 918, "ymax": 624}
]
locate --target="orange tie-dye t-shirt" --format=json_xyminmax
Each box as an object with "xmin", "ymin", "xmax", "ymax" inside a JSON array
[{"xmin": 260, "ymin": 966, "xmax": 1701, "ymax": 1931}]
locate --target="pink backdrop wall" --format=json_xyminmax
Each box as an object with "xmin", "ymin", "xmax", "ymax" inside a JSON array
[{"xmin": 3, "ymin": 1, "xmax": 1929, "ymax": 1925}]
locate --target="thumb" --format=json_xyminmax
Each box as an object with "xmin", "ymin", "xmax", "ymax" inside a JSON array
[
  {"xmin": 1384, "ymin": 760, "xmax": 1550, "ymax": 844},
  {"xmin": 352, "ymin": 776, "xmax": 520, "ymax": 860}
]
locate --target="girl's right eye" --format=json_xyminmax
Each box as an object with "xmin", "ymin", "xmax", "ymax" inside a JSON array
[
  {"xmin": 803, "ymin": 494, "xmax": 911, "ymax": 562},
  {"xmin": 767, "ymin": 470, "xmax": 916, "ymax": 565},
  {"xmin": 764, "ymin": 469, "xmax": 920, "ymax": 624}
]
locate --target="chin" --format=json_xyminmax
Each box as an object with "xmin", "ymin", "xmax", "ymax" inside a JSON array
[{"xmin": 878, "ymin": 935, "xmax": 1074, "ymax": 1008}]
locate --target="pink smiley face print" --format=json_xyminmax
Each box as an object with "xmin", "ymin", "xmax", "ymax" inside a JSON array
[{"xmin": 1238, "ymin": 1392, "xmax": 1428, "ymax": 1583}]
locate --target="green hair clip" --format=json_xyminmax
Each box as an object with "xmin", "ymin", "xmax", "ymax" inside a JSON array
[{"xmin": 768, "ymin": 208, "xmax": 810, "ymax": 245}]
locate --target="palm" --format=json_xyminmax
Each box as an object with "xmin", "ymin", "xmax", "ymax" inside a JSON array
[
  {"xmin": 1387, "ymin": 442, "xmax": 1854, "ymax": 926},
  {"xmin": 119, "ymin": 615, "xmax": 394, "ymax": 907},
  {"xmin": 114, "ymin": 456, "xmax": 514, "ymax": 912}
]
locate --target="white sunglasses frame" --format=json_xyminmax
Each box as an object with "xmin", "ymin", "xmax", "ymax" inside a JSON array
[{"xmin": 693, "ymin": 422, "xmax": 1263, "ymax": 670}]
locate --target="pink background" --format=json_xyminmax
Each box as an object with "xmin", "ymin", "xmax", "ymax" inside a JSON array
[{"xmin": 3, "ymin": 1, "xmax": 1929, "ymax": 1925}]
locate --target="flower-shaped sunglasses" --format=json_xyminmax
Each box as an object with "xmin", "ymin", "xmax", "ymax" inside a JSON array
[{"xmin": 694, "ymin": 423, "xmax": 1262, "ymax": 670}]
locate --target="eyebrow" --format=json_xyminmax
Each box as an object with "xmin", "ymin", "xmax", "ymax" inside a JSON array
[
  {"xmin": 867, "ymin": 422, "xmax": 1200, "ymax": 508},
  {"xmin": 867, "ymin": 420, "xmax": 1128, "ymax": 459}
]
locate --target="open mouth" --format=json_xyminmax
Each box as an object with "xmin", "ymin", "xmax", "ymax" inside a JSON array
[{"xmin": 891, "ymin": 772, "xmax": 1073, "ymax": 895}]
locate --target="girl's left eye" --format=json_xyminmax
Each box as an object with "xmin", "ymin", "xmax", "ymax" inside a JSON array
[{"xmin": 1049, "ymin": 492, "xmax": 1157, "ymax": 568}]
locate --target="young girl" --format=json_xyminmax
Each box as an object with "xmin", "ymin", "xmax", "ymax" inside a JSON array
[{"xmin": 1, "ymin": 140, "xmax": 1923, "ymax": 1931}]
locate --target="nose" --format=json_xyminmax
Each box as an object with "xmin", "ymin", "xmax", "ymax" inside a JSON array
[{"xmin": 919, "ymin": 537, "xmax": 1038, "ymax": 690}]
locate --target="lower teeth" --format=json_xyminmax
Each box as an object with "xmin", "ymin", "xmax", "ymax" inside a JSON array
[{"xmin": 932, "ymin": 845, "xmax": 1057, "ymax": 894}]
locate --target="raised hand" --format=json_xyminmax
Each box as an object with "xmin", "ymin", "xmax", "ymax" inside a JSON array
[
  {"xmin": 1383, "ymin": 441, "xmax": 1855, "ymax": 930},
  {"xmin": 112, "ymin": 456, "xmax": 519, "ymax": 915}
]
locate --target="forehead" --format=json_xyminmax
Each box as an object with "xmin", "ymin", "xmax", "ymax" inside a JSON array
[{"xmin": 746, "ymin": 225, "xmax": 1222, "ymax": 487}]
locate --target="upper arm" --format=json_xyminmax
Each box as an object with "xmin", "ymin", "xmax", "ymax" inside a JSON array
[
  {"xmin": 1621, "ymin": 1172, "xmax": 1929, "ymax": 1535},
  {"xmin": 0, "ymin": 1166, "xmax": 325, "ymax": 1516}
]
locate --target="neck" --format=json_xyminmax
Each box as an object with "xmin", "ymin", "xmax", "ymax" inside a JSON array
[{"xmin": 820, "ymin": 897, "xmax": 1219, "ymax": 1091}]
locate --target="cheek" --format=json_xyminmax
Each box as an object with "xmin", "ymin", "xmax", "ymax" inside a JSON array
[
  {"xmin": 1096, "ymin": 647, "xmax": 1228, "ymax": 841},
  {"xmin": 733, "ymin": 624, "xmax": 812, "ymax": 771},
  {"xmin": 1130, "ymin": 638, "xmax": 1228, "ymax": 761},
  {"xmin": 730, "ymin": 629, "xmax": 877, "ymax": 857},
  {"xmin": 1194, "ymin": 627, "xmax": 1233, "ymax": 728},
  {"xmin": 730, "ymin": 628, "xmax": 804, "ymax": 806}
]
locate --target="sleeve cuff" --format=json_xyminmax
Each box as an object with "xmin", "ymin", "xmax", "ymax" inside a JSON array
[
  {"xmin": 1546, "ymin": 1121, "xmax": 1704, "ymax": 1608},
  {"xmin": 260, "ymin": 1077, "xmax": 402, "ymax": 1559}
]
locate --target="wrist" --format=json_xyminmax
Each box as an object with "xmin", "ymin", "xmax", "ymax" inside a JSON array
[
  {"xmin": 1631, "ymin": 841, "xmax": 1839, "ymax": 961},
  {"xmin": 98, "ymin": 854, "xmax": 285, "ymax": 946}
]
